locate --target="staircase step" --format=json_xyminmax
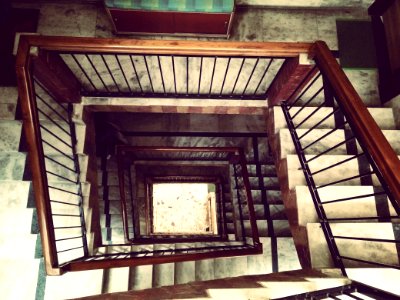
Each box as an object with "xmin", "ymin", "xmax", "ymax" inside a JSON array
[
  {"xmin": 0, "ymin": 153, "xmax": 26, "ymax": 180},
  {"xmin": 97, "ymin": 170, "xmax": 119, "ymax": 186},
  {"xmin": 129, "ymin": 264, "xmax": 153, "ymax": 291},
  {"xmin": 247, "ymin": 237, "xmax": 272, "ymax": 275},
  {"xmin": 152, "ymin": 244, "xmax": 175, "ymax": 288},
  {"xmin": 0, "ymin": 120, "xmax": 22, "ymax": 152},
  {"xmin": 228, "ymin": 220, "xmax": 291, "ymax": 237},
  {"xmin": 288, "ymin": 185, "xmax": 397, "ymax": 226},
  {"xmin": 99, "ymin": 200, "xmax": 121, "ymax": 215},
  {"xmin": 246, "ymin": 164, "xmax": 276, "ymax": 177},
  {"xmin": 277, "ymin": 237, "xmax": 301, "ymax": 272},
  {"xmin": 0, "ymin": 259, "xmax": 40, "ymax": 300},
  {"xmin": 174, "ymin": 243, "xmax": 196, "ymax": 285},
  {"xmin": 0, "ymin": 103, "xmax": 17, "ymax": 120},
  {"xmin": 39, "ymin": 121, "xmax": 86, "ymax": 155},
  {"xmin": 45, "ymin": 154, "xmax": 88, "ymax": 183},
  {"xmin": 0, "ymin": 209, "xmax": 33, "ymax": 234},
  {"xmin": 269, "ymin": 106, "xmax": 396, "ymax": 137},
  {"xmin": 280, "ymin": 154, "xmax": 387, "ymax": 190},
  {"xmin": 195, "ymin": 258, "xmax": 215, "ymax": 281},
  {"xmin": 0, "ymin": 234, "xmax": 37, "ymax": 259},
  {"xmin": 102, "ymin": 267, "xmax": 130, "ymax": 293},
  {"xmin": 307, "ymin": 222, "xmax": 399, "ymax": 268},
  {"xmin": 277, "ymin": 129, "xmax": 400, "ymax": 160},
  {"xmin": 344, "ymin": 69, "xmax": 380, "ymax": 107},
  {"xmin": 0, "ymin": 180, "xmax": 30, "ymax": 210},
  {"xmin": 214, "ymin": 255, "xmax": 248, "ymax": 279},
  {"xmin": 44, "ymin": 269, "xmax": 103, "ymax": 299},
  {"xmin": 98, "ymin": 185, "xmax": 120, "ymax": 201}
]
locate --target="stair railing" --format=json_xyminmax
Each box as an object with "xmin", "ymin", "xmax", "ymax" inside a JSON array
[{"xmin": 278, "ymin": 41, "xmax": 400, "ymax": 275}]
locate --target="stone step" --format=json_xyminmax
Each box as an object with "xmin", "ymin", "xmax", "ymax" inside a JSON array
[
  {"xmin": 0, "ymin": 259, "xmax": 40, "ymax": 300},
  {"xmin": 227, "ymin": 220, "xmax": 291, "ymax": 237},
  {"xmin": 246, "ymin": 237, "xmax": 272, "ymax": 275},
  {"xmin": 247, "ymin": 176, "xmax": 280, "ymax": 189},
  {"xmin": 269, "ymin": 106, "xmax": 396, "ymax": 137},
  {"xmin": 0, "ymin": 152, "xmax": 26, "ymax": 181},
  {"xmin": 45, "ymin": 154, "xmax": 88, "ymax": 183},
  {"xmin": 0, "ymin": 87, "xmax": 18, "ymax": 120},
  {"xmin": 98, "ymin": 185, "xmax": 120, "ymax": 201},
  {"xmin": 279, "ymin": 154, "xmax": 389, "ymax": 190},
  {"xmin": 97, "ymin": 169, "xmax": 119, "ymax": 186},
  {"xmin": 276, "ymin": 129, "xmax": 400, "ymax": 160},
  {"xmin": 0, "ymin": 180, "xmax": 31, "ymax": 210},
  {"xmin": 214, "ymin": 255, "xmax": 248, "ymax": 279},
  {"xmin": 0, "ymin": 209, "xmax": 33, "ymax": 235},
  {"xmin": 287, "ymin": 185, "xmax": 397, "ymax": 226},
  {"xmin": 174, "ymin": 243, "xmax": 196, "ymax": 285},
  {"xmin": 129, "ymin": 264, "xmax": 153, "ymax": 291},
  {"xmin": 99, "ymin": 200, "xmax": 122, "ymax": 215},
  {"xmin": 344, "ymin": 69, "xmax": 380, "ymax": 107},
  {"xmin": 0, "ymin": 120, "xmax": 22, "ymax": 152},
  {"xmin": 0, "ymin": 234, "xmax": 37, "ymax": 259},
  {"xmin": 44, "ymin": 269, "xmax": 103, "ymax": 300},
  {"xmin": 39, "ymin": 121, "xmax": 86, "ymax": 155},
  {"xmin": 195, "ymin": 257, "xmax": 215, "ymax": 281},
  {"xmin": 307, "ymin": 222, "xmax": 399, "ymax": 269},
  {"xmin": 102, "ymin": 267, "xmax": 130, "ymax": 294},
  {"xmin": 152, "ymin": 244, "xmax": 175, "ymax": 288},
  {"xmin": 246, "ymin": 163, "xmax": 276, "ymax": 177},
  {"xmin": 100, "ymin": 213, "xmax": 123, "ymax": 228},
  {"xmin": 101, "ymin": 227, "xmax": 130, "ymax": 244},
  {"xmin": 226, "ymin": 204, "xmax": 286, "ymax": 221}
]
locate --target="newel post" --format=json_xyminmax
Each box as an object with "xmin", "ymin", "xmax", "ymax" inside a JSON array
[{"xmin": 267, "ymin": 53, "xmax": 316, "ymax": 106}]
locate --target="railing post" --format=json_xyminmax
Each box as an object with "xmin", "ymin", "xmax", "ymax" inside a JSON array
[{"xmin": 267, "ymin": 54, "xmax": 316, "ymax": 106}]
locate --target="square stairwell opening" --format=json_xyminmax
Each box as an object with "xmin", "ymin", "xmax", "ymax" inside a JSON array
[{"xmin": 148, "ymin": 181, "xmax": 218, "ymax": 235}]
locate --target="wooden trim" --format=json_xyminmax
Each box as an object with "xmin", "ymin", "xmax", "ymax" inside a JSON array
[
  {"xmin": 311, "ymin": 41, "xmax": 400, "ymax": 204},
  {"xmin": 32, "ymin": 50, "xmax": 81, "ymax": 103},
  {"xmin": 15, "ymin": 37, "xmax": 61, "ymax": 275},
  {"xmin": 19, "ymin": 35, "xmax": 312, "ymax": 57},
  {"xmin": 63, "ymin": 244, "xmax": 262, "ymax": 272},
  {"xmin": 267, "ymin": 56, "xmax": 316, "ymax": 106}
]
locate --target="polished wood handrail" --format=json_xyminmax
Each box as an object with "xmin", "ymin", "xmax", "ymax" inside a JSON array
[
  {"xmin": 63, "ymin": 244, "xmax": 262, "ymax": 272},
  {"xmin": 19, "ymin": 35, "xmax": 312, "ymax": 57},
  {"xmin": 311, "ymin": 41, "xmax": 400, "ymax": 204},
  {"xmin": 15, "ymin": 37, "xmax": 61, "ymax": 275}
]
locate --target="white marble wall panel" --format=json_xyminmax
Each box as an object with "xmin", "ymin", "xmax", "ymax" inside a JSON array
[{"xmin": 37, "ymin": 4, "xmax": 98, "ymax": 37}]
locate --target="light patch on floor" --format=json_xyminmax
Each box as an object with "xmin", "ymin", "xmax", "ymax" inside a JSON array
[{"xmin": 152, "ymin": 183, "xmax": 217, "ymax": 235}]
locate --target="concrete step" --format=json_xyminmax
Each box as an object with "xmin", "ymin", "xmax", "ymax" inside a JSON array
[
  {"xmin": 152, "ymin": 244, "xmax": 175, "ymax": 288},
  {"xmin": 102, "ymin": 267, "xmax": 130, "ymax": 294},
  {"xmin": 0, "ymin": 209, "xmax": 33, "ymax": 235},
  {"xmin": 98, "ymin": 185, "xmax": 120, "ymax": 201},
  {"xmin": 276, "ymin": 129, "xmax": 400, "ymax": 160},
  {"xmin": 129, "ymin": 264, "xmax": 153, "ymax": 291},
  {"xmin": 174, "ymin": 243, "xmax": 196, "ymax": 285},
  {"xmin": 246, "ymin": 163, "xmax": 276, "ymax": 177},
  {"xmin": 0, "ymin": 87, "xmax": 18, "ymax": 120},
  {"xmin": 227, "ymin": 220, "xmax": 291, "ymax": 237},
  {"xmin": 195, "ymin": 257, "xmax": 215, "ymax": 281},
  {"xmin": 269, "ymin": 106, "xmax": 396, "ymax": 138},
  {"xmin": 279, "ymin": 154, "xmax": 387, "ymax": 190},
  {"xmin": 0, "ymin": 180, "xmax": 31, "ymax": 210},
  {"xmin": 45, "ymin": 154, "xmax": 88, "ymax": 183},
  {"xmin": 0, "ymin": 152, "xmax": 26, "ymax": 181},
  {"xmin": 307, "ymin": 222, "xmax": 399, "ymax": 268},
  {"xmin": 214, "ymin": 255, "xmax": 248, "ymax": 279},
  {"xmin": 0, "ymin": 234, "xmax": 37, "ymax": 259},
  {"xmin": 44, "ymin": 269, "xmax": 103, "ymax": 300},
  {"xmin": 0, "ymin": 259, "xmax": 40, "ymax": 300},
  {"xmin": 0, "ymin": 120, "xmax": 22, "ymax": 152},
  {"xmin": 226, "ymin": 204, "xmax": 286, "ymax": 221},
  {"xmin": 246, "ymin": 237, "xmax": 272, "ymax": 275},
  {"xmin": 99, "ymin": 199, "xmax": 122, "ymax": 215},
  {"xmin": 39, "ymin": 121, "xmax": 86, "ymax": 155},
  {"xmin": 97, "ymin": 170, "xmax": 119, "ymax": 186},
  {"xmin": 287, "ymin": 185, "xmax": 397, "ymax": 226}
]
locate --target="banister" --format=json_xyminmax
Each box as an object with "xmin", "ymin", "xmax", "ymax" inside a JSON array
[
  {"xmin": 15, "ymin": 37, "xmax": 61, "ymax": 275},
  {"xmin": 310, "ymin": 40, "xmax": 400, "ymax": 205},
  {"xmin": 19, "ymin": 35, "xmax": 312, "ymax": 57}
]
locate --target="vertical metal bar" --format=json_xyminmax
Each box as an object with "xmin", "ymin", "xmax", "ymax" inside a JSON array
[
  {"xmin": 115, "ymin": 55, "xmax": 132, "ymax": 93},
  {"xmin": 198, "ymin": 57, "xmax": 203, "ymax": 95},
  {"xmin": 157, "ymin": 55, "xmax": 166, "ymax": 94},
  {"xmin": 254, "ymin": 58, "xmax": 273, "ymax": 95},
  {"xmin": 144, "ymin": 55, "xmax": 155, "ymax": 93},
  {"xmin": 242, "ymin": 58, "xmax": 259, "ymax": 95},
  {"xmin": 252, "ymin": 137, "xmax": 278, "ymax": 272},
  {"xmin": 129, "ymin": 55, "xmax": 143, "ymax": 93},
  {"xmin": 85, "ymin": 54, "xmax": 109, "ymax": 92},
  {"xmin": 220, "ymin": 57, "xmax": 231, "ymax": 95},
  {"xmin": 172, "ymin": 56, "xmax": 177, "ymax": 95},
  {"xmin": 101, "ymin": 54, "xmax": 121, "ymax": 92},
  {"xmin": 231, "ymin": 58, "xmax": 245, "ymax": 94},
  {"xmin": 209, "ymin": 57, "xmax": 217, "ymax": 96},
  {"xmin": 233, "ymin": 165, "xmax": 246, "ymax": 242},
  {"xmin": 71, "ymin": 54, "xmax": 97, "ymax": 91},
  {"xmin": 281, "ymin": 103, "xmax": 347, "ymax": 276},
  {"xmin": 186, "ymin": 56, "xmax": 189, "ymax": 95}
]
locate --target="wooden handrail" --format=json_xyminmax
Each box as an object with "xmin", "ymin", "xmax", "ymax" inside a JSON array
[
  {"xmin": 311, "ymin": 41, "xmax": 400, "ymax": 204},
  {"xmin": 19, "ymin": 35, "xmax": 312, "ymax": 57},
  {"xmin": 15, "ymin": 37, "xmax": 61, "ymax": 275}
]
